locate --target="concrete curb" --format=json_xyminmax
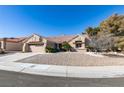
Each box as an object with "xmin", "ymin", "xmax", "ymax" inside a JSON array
[{"xmin": 0, "ymin": 62, "xmax": 124, "ymax": 78}]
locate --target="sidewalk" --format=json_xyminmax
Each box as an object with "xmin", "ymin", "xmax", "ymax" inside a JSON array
[{"xmin": 0, "ymin": 53, "xmax": 38, "ymax": 62}]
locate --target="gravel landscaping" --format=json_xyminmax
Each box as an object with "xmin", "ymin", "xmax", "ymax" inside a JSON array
[{"xmin": 16, "ymin": 52, "xmax": 124, "ymax": 66}]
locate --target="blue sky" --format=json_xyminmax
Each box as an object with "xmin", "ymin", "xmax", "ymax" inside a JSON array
[{"xmin": 0, "ymin": 5, "xmax": 124, "ymax": 37}]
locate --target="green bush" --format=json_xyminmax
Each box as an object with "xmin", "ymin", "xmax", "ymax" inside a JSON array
[
  {"xmin": 45, "ymin": 46, "xmax": 58, "ymax": 53},
  {"xmin": 85, "ymin": 45, "xmax": 94, "ymax": 51},
  {"xmin": 61, "ymin": 42, "xmax": 72, "ymax": 51}
]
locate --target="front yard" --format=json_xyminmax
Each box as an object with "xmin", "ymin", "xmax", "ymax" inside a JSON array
[{"xmin": 16, "ymin": 52, "xmax": 124, "ymax": 66}]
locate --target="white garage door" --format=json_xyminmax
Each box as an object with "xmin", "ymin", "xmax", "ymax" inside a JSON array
[{"xmin": 29, "ymin": 45, "xmax": 45, "ymax": 53}]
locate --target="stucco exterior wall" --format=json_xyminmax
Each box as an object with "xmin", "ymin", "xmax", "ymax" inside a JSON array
[
  {"xmin": 28, "ymin": 38, "xmax": 47, "ymax": 53},
  {"xmin": 28, "ymin": 40, "xmax": 56, "ymax": 53},
  {"xmin": 5, "ymin": 42, "xmax": 23, "ymax": 51},
  {"xmin": 68, "ymin": 35, "xmax": 86, "ymax": 52},
  {"xmin": 26, "ymin": 34, "xmax": 41, "ymax": 43},
  {"xmin": 0, "ymin": 41, "xmax": 5, "ymax": 50},
  {"xmin": 23, "ymin": 34, "xmax": 48, "ymax": 53},
  {"xmin": 28, "ymin": 45, "xmax": 46, "ymax": 53}
]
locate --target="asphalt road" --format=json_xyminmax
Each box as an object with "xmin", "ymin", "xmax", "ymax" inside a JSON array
[{"xmin": 0, "ymin": 70, "xmax": 124, "ymax": 87}]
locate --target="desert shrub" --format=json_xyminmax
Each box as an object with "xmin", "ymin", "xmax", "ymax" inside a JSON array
[
  {"xmin": 86, "ymin": 46, "xmax": 93, "ymax": 52},
  {"xmin": 45, "ymin": 46, "xmax": 58, "ymax": 53}
]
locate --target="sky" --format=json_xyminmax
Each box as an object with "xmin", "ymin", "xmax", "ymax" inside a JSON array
[{"xmin": 0, "ymin": 5, "xmax": 124, "ymax": 37}]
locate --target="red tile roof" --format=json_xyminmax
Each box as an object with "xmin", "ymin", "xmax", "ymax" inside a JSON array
[
  {"xmin": 46, "ymin": 35, "xmax": 78, "ymax": 43},
  {"xmin": 0, "ymin": 34, "xmax": 82, "ymax": 44},
  {"xmin": 0, "ymin": 37, "xmax": 27, "ymax": 43}
]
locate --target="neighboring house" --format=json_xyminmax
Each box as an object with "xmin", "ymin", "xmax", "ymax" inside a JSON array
[
  {"xmin": 0, "ymin": 33, "xmax": 87, "ymax": 53},
  {"xmin": 0, "ymin": 37, "xmax": 26, "ymax": 51}
]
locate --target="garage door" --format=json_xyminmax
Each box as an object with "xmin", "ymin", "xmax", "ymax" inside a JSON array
[{"xmin": 29, "ymin": 45, "xmax": 45, "ymax": 53}]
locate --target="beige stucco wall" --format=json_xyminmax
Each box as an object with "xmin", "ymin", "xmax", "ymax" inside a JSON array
[
  {"xmin": 29, "ymin": 45, "xmax": 46, "ymax": 53},
  {"xmin": 23, "ymin": 34, "xmax": 48, "ymax": 53},
  {"xmin": 68, "ymin": 34, "xmax": 86, "ymax": 52},
  {"xmin": 0, "ymin": 41, "xmax": 5, "ymax": 49},
  {"xmin": 5, "ymin": 42, "xmax": 23, "ymax": 51},
  {"xmin": 28, "ymin": 38, "xmax": 47, "ymax": 53},
  {"xmin": 28, "ymin": 40, "xmax": 56, "ymax": 53},
  {"xmin": 26, "ymin": 34, "xmax": 42, "ymax": 43}
]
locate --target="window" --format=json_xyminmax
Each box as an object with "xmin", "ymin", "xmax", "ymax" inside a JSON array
[
  {"xmin": 76, "ymin": 43, "xmax": 82, "ymax": 48},
  {"xmin": 75, "ymin": 41, "xmax": 82, "ymax": 48}
]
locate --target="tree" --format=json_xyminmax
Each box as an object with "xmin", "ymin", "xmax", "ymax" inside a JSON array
[
  {"xmin": 116, "ymin": 37, "xmax": 124, "ymax": 51},
  {"xmin": 86, "ymin": 27, "xmax": 100, "ymax": 36},
  {"xmin": 100, "ymin": 14, "xmax": 124, "ymax": 35},
  {"xmin": 61, "ymin": 42, "xmax": 72, "ymax": 51},
  {"xmin": 84, "ymin": 14, "xmax": 124, "ymax": 52}
]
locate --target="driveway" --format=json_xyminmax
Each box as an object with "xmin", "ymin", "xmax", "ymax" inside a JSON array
[
  {"xmin": 0, "ymin": 52, "xmax": 38, "ymax": 62},
  {"xmin": 0, "ymin": 51, "xmax": 16, "ymax": 57}
]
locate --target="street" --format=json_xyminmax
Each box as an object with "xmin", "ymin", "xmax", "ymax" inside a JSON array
[{"xmin": 0, "ymin": 70, "xmax": 124, "ymax": 87}]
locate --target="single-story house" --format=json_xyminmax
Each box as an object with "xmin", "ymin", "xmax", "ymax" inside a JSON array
[
  {"xmin": 0, "ymin": 37, "xmax": 26, "ymax": 51},
  {"xmin": 0, "ymin": 33, "xmax": 88, "ymax": 53}
]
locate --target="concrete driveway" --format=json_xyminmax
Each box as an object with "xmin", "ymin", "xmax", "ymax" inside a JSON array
[{"xmin": 0, "ymin": 52, "xmax": 38, "ymax": 62}]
